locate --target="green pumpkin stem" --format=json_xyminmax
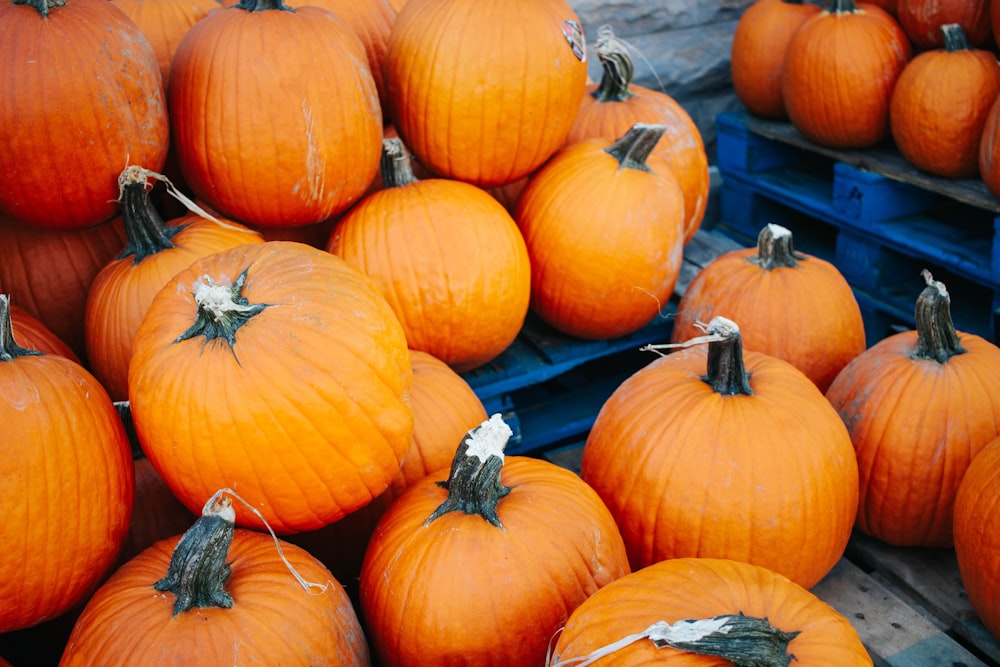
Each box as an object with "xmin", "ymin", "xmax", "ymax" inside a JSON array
[
  {"xmin": 912, "ymin": 270, "xmax": 966, "ymax": 363},
  {"xmin": 118, "ymin": 167, "xmax": 183, "ymax": 265},
  {"xmin": 235, "ymin": 0, "xmax": 293, "ymax": 11},
  {"xmin": 605, "ymin": 123, "xmax": 666, "ymax": 173},
  {"xmin": 380, "ymin": 138, "xmax": 419, "ymax": 189},
  {"xmin": 154, "ymin": 496, "xmax": 236, "ymax": 616},
  {"xmin": 827, "ymin": 0, "xmax": 858, "ymax": 13},
  {"xmin": 592, "ymin": 26, "xmax": 636, "ymax": 103},
  {"xmin": 176, "ymin": 269, "xmax": 269, "ymax": 348},
  {"xmin": 941, "ymin": 23, "xmax": 970, "ymax": 52},
  {"xmin": 702, "ymin": 317, "xmax": 754, "ymax": 396},
  {"xmin": 0, "ymin": 295, "xmax": 43, "ymax": 361},
  {"xmin": 426, "ymin": 414, "xmax": 514, "ymax": 528},
  {"xmin": 113, "ymin": 401, "xmax": 144, "ymax": 459},
  {"xmin": 749, "ymin": 224, "xmax": 803, "ymax": 270},
  {"xmin": 12, "ymin": 0, "xmax": 66, "ymax": 18}
]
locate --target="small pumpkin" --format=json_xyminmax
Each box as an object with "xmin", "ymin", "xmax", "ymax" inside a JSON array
[
  {"xmin": 825, "ymin": 271, "xmax": 1000, "ymax": 547},
  {"xmin": 359, "ymin": 414, "xmax": 630, "ymax": 667}
]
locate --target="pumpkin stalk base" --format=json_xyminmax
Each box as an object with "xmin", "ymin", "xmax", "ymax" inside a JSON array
[
  {"xmin": 701, "ymin": 317, "xmax": 754, "ymax": 396},
  {"xmin": 912, "ymin": 270, "xmax": 966, "ymax": 364}
]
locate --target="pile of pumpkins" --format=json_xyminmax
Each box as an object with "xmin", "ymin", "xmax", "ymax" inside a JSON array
[{"xmin": 1, "ymin": 0, "xmax": 1000, "ymax": 664}]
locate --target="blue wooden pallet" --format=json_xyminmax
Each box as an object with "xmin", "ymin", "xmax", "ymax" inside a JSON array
[{"xmin": 715, "ymin": 111, "xmax": 1000, "ymax": 345}]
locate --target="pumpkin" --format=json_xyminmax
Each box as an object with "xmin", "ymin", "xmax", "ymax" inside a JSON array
[
  {"xmin": 385, "ymin": 0, "xmax": 589, "ymax": 186},
  {"xmin": 0, "ymin": 0, "xmax": 169, "ymax": 230},
  {"xmin": 128, "ymin": 241, "xmax": 414, "ymax": 534},
  {"xmin": 825, "ymin": 271, "xmax": 1000, "ymax": 547},
  {"xmin": 565, "ymin": 26, "xmax": 710, "ymax": 243},
  {"xmin": 671, "ymin": 223, "xmax": 865, "ymax": 392},
  {"xmin": 889, "ymin": 24, "xmax": 1000, "ymax": 179},
  {"xmin": 581, "ymin": 316, "xmax": 859, "ymax": 588},
  {"xmin": 0, "ymin": 294, "xmax": 134, "ymax": 633},
  {"xmin": 978, "ymin": 92, "xmax": 1000, "ymax": 199},
  {"xmin": 865, "ymin": 0, "xmax": 895, "ymax": 14},
  {"xmin": 327, "ymin": 138, "xmax": 532, "ymax": 372},
  {"xmin": 359, "ymin": 414, "xmax": 630, "ymax": 667},
  {"xmin": 549, "ymin": 557, "xmax": 873, "ymax": 666},
  {"xmin": 781, "ymin": 0, "xmax": 911, "ymax": 149},
  {"xmin": 85, "ymin": 166, "xmax": 264, "ymax": 401},
  {"xmin": 169, "ymin": 0, "xmax": 382, "ymax": 227},
  {"xmin": 954, "ymin": 435, "xmax": 1000, "ymax": 641},
  {"xmin": 897, "ymin": 0, "xmax": 991, "ymax": 50},
  {"xmin": 730, "ymin": 0, "xmax": 823, "ymax": 120},
  {"xmin": 8, "ymin": 301, "xmax": 81, "ymax": 363},
  {"xmin": 59, "ymin": 493, "xmax": 372, "ymax": 666},
  {"xmin": 515, "ymin": 123, "xmax": 685, "ymax": 340}
]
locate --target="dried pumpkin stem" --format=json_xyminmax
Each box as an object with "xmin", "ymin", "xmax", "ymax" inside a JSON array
[
  {"xmin": 0, "ymin": 295, "xmax": 43, "ymax": 361},
  {"xmin": 592, "ymin": 26, "xmax": 636, "ymax": 103},
  {"xmin": 118, "ymin": 166, "xmax": 183, "ymax": 265},
  {"xmin": 176, "ymin": 269, "xmax": 269, "ymax": 347},
  {"xmin": 380, "ymin": 138, "xmax": 419, "ymax": 189},
  {"xmin": 828, "ymin": 0, "xmax": 858, "ymax": 14},
  {"xmin": 12, "ymin": 0, "xmax": 66, "ymax": 18},
  {"xmin": 605, "ymin": 123, "xmax": 667, "ymax": 173},
  {"xmin": 912, "ymin": 270, "xmax": 966, "ymax": 363},
  {"xmin": 941, "ymin": 23, "xmax": 969, "ymax": 52},
  {"xmin": 702, "ymin": 316, "xmax": 754, "ymax": 396},
  {"xmin": 235, "ymin": 0, "xmax": 292, "ymax": 11},
  {"xmin": 748, "ymin": 224, "xmax": 803, "ymax": 270},
  {"xmin": 426, "ymin": 414, "xmax": 514, "ymax": 528}
]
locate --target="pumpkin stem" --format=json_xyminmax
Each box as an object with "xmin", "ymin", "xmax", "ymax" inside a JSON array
[
  {"xmin": 176, "ymin": 269, "xmax": 269, "ymax": 348},
  {"xmin": 941, "ymin": 23, "xmax": 970, "ymax": 52},
  {"xmin": 117, "ymin": 166, "xmax": 184, "ymax": 265},
  {"xmin": 12, "ymin": 0, "xmax": 66, "ymax": 18},
  {"xmin": 592, "ymin": 26, "xmax": 636, "ymax": 103},
  {"xmin": 911, "ymin": 270, "xmax": 966, "ymax": 363},
  {"xmin": 380, "ymin": 138, "xmax": 420, "ymax": 189},
  {"xmin": 426, "ymin": 414, "xmax": 514, "ymax": 528},
  {"xmin": 154, "ymin": 495, "xmax": 236, "ymax": 616},
  {"xmin": 605, "ymin": 123, "xmax": 667, "ymax": 172},
  {"xmin": 748, "ymin": 224, "xmax": 804, "ymax": 270},
  {"xmin": 0, "ymin": 295, "xmax": 43, "ymax": 361},
  {"xmin": 827, "ymin": 0, "xmax": 858, "ymax": 13},
  {"xmin": 235, "ymin": 0, "xmax": 293, "ymax": 11},
  {"xmin": 702, "ymin": 316, "xmax": 754, "ymax": 396}
]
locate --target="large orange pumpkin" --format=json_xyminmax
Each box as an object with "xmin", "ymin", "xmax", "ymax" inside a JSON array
[
  {"xmin": 0, "ymin": 0, "xmax": 169, "ymax": 230},
  {"xmin": 60, "ymin": 494, "xmax": 372, "ymax": 666},
  {"xmin": 169, "ymin": 0, "xmax": 382, "ymax": 227},
  {"xmin": 671, "ymin": 223, "xmax": 866, "ymax": 392},
  {"xmin": 825, "ymin": 271, "xmax": 1000, "ymax": 547},
  {"xmin": 549, "ymin": 558, "xmax": 873, "ymax": 666},
  {"xmin": 128, "ymin": 241, "xmax": 414, "ymax": 534},
  {"xmin": 581, "ymin": 316, "xmax": 859, "ymax": 589},
  {"xmin": 359, "ymin": 415, "xmax": 630, "ymax": 667},
  {"xmin": 0, "ymin": 295, "xmax": 134, "ymax": 633},
  {"xmin": 385, "ymin": 0, "xmax": 589, "ymax": 186},
  {"xmin": 516, "ymin": 123, "xmax": 685, "ymax": 340},
  {"xmin": 781, "ymin": 0, "xmax": 911, "ymax": 149}
]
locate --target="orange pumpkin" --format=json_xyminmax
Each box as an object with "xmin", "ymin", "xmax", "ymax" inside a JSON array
[
  {"xmin": 979, "ymin": 88, "xmax": 1000, "ymax": 198},
  {"xmin": 328, "ymin": 139, "xmax": 531, "ymax": 372},
  {"xmin": 128, "ymin": 241, "xmax": 414, "ymax": 534},
  {"xmin": 549, "ymin": 557, "xmax": 873, "ymax": 666},
  {"xmin": 359, "ymin": 415, "xmax": 630, "ymax": 667},
  {"xmin": 897, "ymin": 0, "xmax": 991, "ymax": 49},
  {"xmin": 825, "ymin": 271, "xmax": 1000, "ymax": 547},
  {"xmin": 781, "ymin": 0, "xmax": 911, "ymax": 149},
  {"xmin": 0, "ymin": 295, "xmax": 134, "ymax": 633},
  {"xmin": 60, "ymin": 495, "xmax": 372, "ymax": 666},
  {"xmin": 671, "ymin": 223, "xmax": 865, "ymax": 392},
  {"xmin": 889, "ymin": 23, "xmax": 1000, "ymax": 179},
  {"xmin": 516, "ymin": 123, "xmax": 685, "ymax": 340},
  {"xmin": 0, "ymin": 0, "xmax": 169, "ymax": 230},
  {"xmin": 8, "ymin": 301, "xmax": 81, "ymax": 363},
  {"xmin": 169, "ymin": 0, "xmax": 382, "ymax": 227},
  {"xmin": 565, "ymin": 26, "xmax": 710, "ymax": 242},
  {"xmin": 581, "ymin": 316, "xmax": 859, "ymax": 588},
  {"xmin": 385, "ymin": 0, "xmax": 589, "ymax": 186},
  {"xmin": 730, "ymin": 0, "xmax": 823, "ymax": 120},
  {"xmin": 85, "ymin": 167, "xmax": 263, "ymax": 401}
]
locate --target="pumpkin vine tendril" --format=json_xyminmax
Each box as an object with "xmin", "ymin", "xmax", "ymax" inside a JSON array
[
  {"xmin": 176, "ymin": 269, "xmax": 269, "ymax": 347},
  {"xmin": 0, "ymin": 295, "xmax": 43, "ymax": 361},
  {"xmin": 912, "ymin": 270, "xmax": 966, "ymax": 363}
]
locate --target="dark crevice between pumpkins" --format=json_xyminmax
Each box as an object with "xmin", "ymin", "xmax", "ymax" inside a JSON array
[
  {"xmin": 176, "ymin": 268, "xmax": 269, "ymax": 349},
  {"xmin": 154, "ymin": 496, "xmax": 236, "ymax": 616},
  {"xmin": 0, "ymin": 295, "xmax": 43, "ymax": 361},
  {"xmin": 911, "ymin": 270, "xmax": 966, "ymax": 364},
  {"xmin": 748, "ymin": 224, "xmax": 805, "ymax": 271},
  {"xmin": 702, "ymin": 317, "xmax": 754, "ymax": 396},
  {"xmin": 426, "ymin": 415, "xmax": 514, "ymax": 529},
  {"xmin": 591, "ymin": 26, "xmax": 637, "ymax": 103},
  {"xmin": 13, "ymin": 0, "xmax": 66, "ymax": 18},
  {"xmin": 381, "ymin": 138, "xmax": 420, "ymax": 189},
  {"xmin": 605, "ymin": 123, "xmax": 666, "ymax": 173},
  {"xmin": 118, "ymin": 167, "xmax": 184, "ymax": 265}
]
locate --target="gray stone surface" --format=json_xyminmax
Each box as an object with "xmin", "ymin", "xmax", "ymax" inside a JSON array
[{"xmin": 569, "ymin": 0, "xmax": 754, "ymax": 36}]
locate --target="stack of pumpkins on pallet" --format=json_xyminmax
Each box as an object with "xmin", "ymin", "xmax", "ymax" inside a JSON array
[{"xmin": 2, "ymin": 1, "xmax": 1000, "ymax": 667}]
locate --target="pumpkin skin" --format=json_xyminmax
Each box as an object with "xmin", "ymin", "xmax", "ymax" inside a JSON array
[
  {"xmin": 8, "ymin": 302, "xmax": 81, "ymax": 363},
  {"xmin": 169, "ymin": 0, "xmax": 383, "ymax": 227},
  {"xmin": 581, "ymin": 317, "xmax": 859, "ymax": 589},
  {"xmin": 954, "ymin": 436, "xmax": 1000, "ymax": 641},
  {"xmin": 359, "ymin": 416, "xmax": 630, "ymax": 667},
  {"xmin": 978, "ymin": 92, "xmax": 1000, "ymax": 199},
  {"xmin": 0, "ymin": 0, "xmax": 169, "ymax": 230},
  {"xmin": 897, "ymin": 0, "xmax": 991, "ymax": 49},
  {"xmin": 128, "ymin": 241, "xmax": 414, "ymax": 534},
  {"xmin": 328, "ymin": 140, "xmax": 532, "ymax": 372},
  {"xmin": 825, "ymin": 274, "xmax": 1000, "ymax": 547},
  {"xmin": 889, "ymin": 24, "xmax": 1000, "ymax": 179},
  {"xmin": 85, "ymin": 167, "xmax": 264, "ymax": 401},
  {"xmin": 731, "ymin": 0, "xmax": 823, "ymax": 120},
  {"xmin": 0, "ymin": 295, "xmax": 134, "ymax": 633},
  {"xmin": 550, "ymin": 558, "xmax": 873, "ymax": 666},
  {"xmin": 781, "ymin": 0, "xmax": 911, "ymax": 149},
  {"xmin": 516, "ymin": 124, "xmax": 685, "ymax": 340},
  {"xmin": 671, "ymin": 224, "xmax": 865, "ymax": 393},
  {"xmin": 386, "ymin": 0, "xmax": 589, "ymax": 187}
]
